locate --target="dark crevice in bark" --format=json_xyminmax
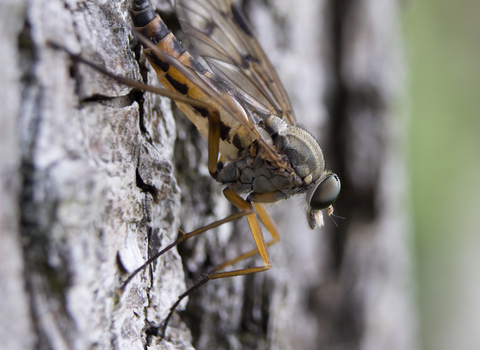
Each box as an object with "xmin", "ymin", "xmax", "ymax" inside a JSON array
[{"xmin": 130, "ymin": 37, "xmax": 149, "ymax": 136}]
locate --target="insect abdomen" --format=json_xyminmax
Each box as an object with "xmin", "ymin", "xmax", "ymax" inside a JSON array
[
  {"xmin": 131, "ymin": 1, "xmax": 181, "ymax": 62},
  {"xmin": 130, "ymin": 0, "xmax": 204, "ymax": 98},
  {"xmin": 131, "ymin": 0, "xmax": 215, "ymax": 144},
  {"xmin": 130, "ymin": 0, "xmax": 251, "ymax": 160}
]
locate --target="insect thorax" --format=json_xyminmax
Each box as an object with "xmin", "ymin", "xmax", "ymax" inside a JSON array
[{"xmin": 216, "ymin": 116, "xmax": 326, "ymax": 197}]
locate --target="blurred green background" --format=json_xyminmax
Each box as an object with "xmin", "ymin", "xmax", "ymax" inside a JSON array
[{"xmin": 403, "ymin": 0, "xmax": 480, "ymax": 349}]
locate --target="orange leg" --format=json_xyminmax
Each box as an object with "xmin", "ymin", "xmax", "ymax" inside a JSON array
[
  {"xmin": 159, "ymin": 189, "xmax": 273, "ymax": 339},
  {"xmin": 214, "ymin": 203, "xmax": 280, "ymax": 272}
]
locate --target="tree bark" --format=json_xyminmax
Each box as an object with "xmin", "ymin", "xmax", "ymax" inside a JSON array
[{"xmin": 0, "ymin": 0, "xmax": 416, "ymax": 349}]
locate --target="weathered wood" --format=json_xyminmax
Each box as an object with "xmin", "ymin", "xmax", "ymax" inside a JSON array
[
  {"xmin": 0, "ymin": 0, "xmax": 416, "ymax": 349},
  {"xmin": 1, "ymin": 0, "xmax": 188, "ymax": 349}
]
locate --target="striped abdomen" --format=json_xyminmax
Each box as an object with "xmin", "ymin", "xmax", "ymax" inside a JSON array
[{"xmin": 130, "ymin": 0, "xmax": 252, "ymax": 160}]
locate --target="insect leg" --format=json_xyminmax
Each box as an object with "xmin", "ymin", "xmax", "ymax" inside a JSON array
[
  {"xmin": 47, "ymin": 42, "xmax": 218, "ymax": 116},
  {"xmin": 206, "ymin": 101, "xmax": 220, "ymax": 176},
  {"xmin": 120, "ymin": 186, "xmax": 259, "ymax": 291},
  {"xmin": 214, "ymin": 203, "xmax": 280, "ymax": 272},
  {"xmin": 160, "ymin": 188, "xmax": 272, "ymax": 338}
]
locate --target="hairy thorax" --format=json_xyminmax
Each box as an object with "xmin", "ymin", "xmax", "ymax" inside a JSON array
[{"xmin": 216, "ymin": 116, "xmax": 326, "ymax": 198}]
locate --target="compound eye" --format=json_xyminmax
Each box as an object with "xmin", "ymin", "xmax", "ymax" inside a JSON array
[{"xmin": 310, "ymin": 174, "xmax": 341, "ymax": 210}]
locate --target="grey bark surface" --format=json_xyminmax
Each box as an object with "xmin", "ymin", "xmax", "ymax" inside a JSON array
[{"xmin": 0, "ymin": 0, "xmax": 416, "ymax": 349}]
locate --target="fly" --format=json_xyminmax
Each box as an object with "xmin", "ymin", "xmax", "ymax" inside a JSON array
[{"xmin": 52, "ymin": 0, "xmax": 341, "ymax": 338}]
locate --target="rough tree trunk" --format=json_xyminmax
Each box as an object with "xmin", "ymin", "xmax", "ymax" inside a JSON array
[{"xmin": 0, "ymin": 0, "xmax": 416, "ymax": 349}]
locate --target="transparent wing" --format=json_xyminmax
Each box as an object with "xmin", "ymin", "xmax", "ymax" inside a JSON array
[
  {"xmin": 133, "ymin": 29, "xmax": 288, "ymax": 167},
  {"xmin": 175, "ymin": 0, "xmax": 297, "ymax": 126}
]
